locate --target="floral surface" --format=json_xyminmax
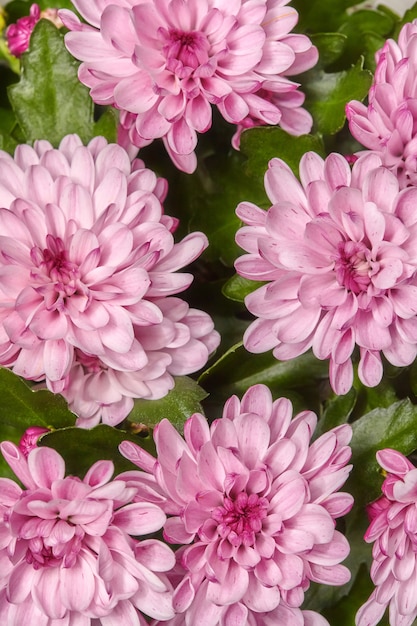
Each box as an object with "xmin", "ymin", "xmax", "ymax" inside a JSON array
[{"xmin": 0, "ymin": 0, "xmax": 417, "ymax": 625}]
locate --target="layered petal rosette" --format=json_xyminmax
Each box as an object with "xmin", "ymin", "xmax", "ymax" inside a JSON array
[
  {"xmin": 120, "ymin": 384, "xmax": 353, "ymax": 624},
  {"xmin": 235, "ymin": 152, "xmax": 417, "ymax": 394},
  {"xmin": 60, "ymin": 0, "xmax": 318, "ymax": 173},
  {"xmin": 63, "ymin": 299, "xmax": 220, "ymax": 428},
  {"xmin": 356, "ymin": 449, "xmax": 417, "ymax": 626},
  {"xmin": 0, "ymin": 134, "xmax": 220, "ymax": 425},
  {"xmin": 347, "ymin": 20, "xmax": 417, "ymax": 188},
  {"xmin": 0, "ymin": 441, "xmax": 175, "ymax": 625}
]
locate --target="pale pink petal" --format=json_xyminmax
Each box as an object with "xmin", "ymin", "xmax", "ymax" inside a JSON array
[{"xmin": 0, "ymin": 440, "xmax": 175, "ymax": 624}]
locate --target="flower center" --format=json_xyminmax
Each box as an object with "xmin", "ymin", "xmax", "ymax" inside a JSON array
[
  {"xmin": 212, "ymin": 492, "xmax": 269, "ymax": 547},
  {"xmin": 31, "ymin": 235, "xmax": 80, "ymax": 291},
  {"xmin": 24, "ymin": 523, "xmax": 84, "ymax": 570},
  {"xmin": 75, "ymin": 349, "xmax": 106, "ymax": 374},
  {"xmin": 30, "ymin": 234, "xmax": 86, "ymax": 311},
  {"xmin": 334, "ymin": 241, "xmax": 372, "ymax": 294},
  {"xmin": 163, "ymin": 28, "xmax": 210, "ymax": 75}
]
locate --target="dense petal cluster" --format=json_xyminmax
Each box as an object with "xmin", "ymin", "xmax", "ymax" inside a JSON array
[
  {"xmin": 347, "ymin": 20, "xmax": 417, "ymax": 188},
  {"xmin": 0, "ymin": 441, "xmax": 175, "ymax": 625},
  {"xmin": 0, "ymin": 134, "xmax": 220, "ymax": 426},
  {"xmin": 120, "ymin": 384, "xmax": 353, "ymax": 625},
  {"xmin": 63, "ymin": 299, "xmax": 220, "ymax": 428},
  {"xmin": 60, "ymin": 0, "xmax": 318, "ymax": 173},
  {"xmin": 235, "ymin": 152, "xmax": 417, "ymax": 394},
  {"xmin": 356, "ymin": 449, "xmax": 417, "ymax": 626}
]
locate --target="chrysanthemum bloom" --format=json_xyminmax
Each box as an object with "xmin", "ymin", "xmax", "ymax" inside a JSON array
[
  {"xmin": 235, "ymin": 152, "xmax": 417, "ymax": 395},
  {"xmin": 231, "ymin": 84, "xmax": 314, "ymax": 150},
  {"xmin": 59, "ymin": 0, "xmax": 318, "ymax": 173},
  {"xmin": 0, "ymin": 134, "xmax": 220, "ymax": 423},
  {"xmin": 120, "ymin": 384, "xmax": 353, "ymax": 624},
  {"xmin": 0, "ymin": 441, "xmax": 175, "ymax": 625},
  {"xmin": 356, "ymin": 448, "xmax": 417, "ymax": 626},
  {"xmin": 346, "ymin": 20, "xmax": 417, "ymax": 188},
  {"xmin": 63, "ymin": 299, "xmax": 220, "ymax": 428},
  {"xmin": 18, "ymin": 426, "xmax": 50, "ymax": 456}
]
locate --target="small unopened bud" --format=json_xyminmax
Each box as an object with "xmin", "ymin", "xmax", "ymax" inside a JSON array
[{"xmin": 18, "ymin": 426, "xmax": 50, "ymax": 456}]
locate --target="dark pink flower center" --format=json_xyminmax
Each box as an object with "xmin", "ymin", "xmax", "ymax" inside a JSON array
[
  {"xmin": 212, "ymin": 492, "xmax": 268, "ymax": 547},
  {"xmin": 162, "ymin": 28, "xmax": 210, "ymax": 74},
  {"xmin": 76, "ymin": 349, "xmax": 106, "ymax": 374},
  {"xmin": 30, "ymin": 235, "xmax": 84, "ymax": 304},
  {"xmin": 24, "ymin": 524, "xmax": 83, "ymax": 570},
  {"xmin": 335, "ymin": 241, "xmax": 372, "ymax": 294}
]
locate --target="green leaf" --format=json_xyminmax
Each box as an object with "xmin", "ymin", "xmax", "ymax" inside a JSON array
[
  {"xmin": 322, "ymin": 562, "xmax": 389, "ymax": 626},
  {"xmin": 8, "ymin": 19, "xmax": 94, "ymax": 145},
  {"xmin": 93, "ymin": 107, "xmax": 118, "ymax": 144},
  {"xmin": 37, "ymin": 0, "xmax": 74, "ymax": 8},
  {"xmin": 292, "ymin": 0, "xmax": 355, "ymax": 33},
  {"xmin": 0, "ymin": 134, "xmax": 18, "ymax": 154},
  {"xmin": 315, "ymin": 387, "xmax": 357, "ymax": 438},
  {"xmin": 337, "ymin": 9, "xmax": 394, "ymax": 68},
  {"xmin": 126, "ymin": 376, "xmax": 208, "ymax": 433},
  {"xmin": 305, "ymin": 59, "xmax": 373, "ymax": 135},
  {"xmin": 222, "ymin": 274, "xmax": 266, "ymax": 303},
  {"xmin": 0, "ymin": 105, "xmax": 19, "ymax": 153},
  {"xmin": 352, "ymin": 374, "xmax": 399, "ymax": 417},
  {"xmin": 240, "ymin": 127, "xmax": 325, "ymax": 180},
  {"xmin": 0, "ymin": 368, "xmax": 76, "ymax": 480},
  {"xmin": 39, "ymin": 424, "xmax": 156, "ymax": 478},
  {"xmin": 186, "ymin": 151, "xmax": 261, "ymax": 266},
  {"xmin": 0, "ymin": 106, "xmax": 17, "ymax": 135},
  {"xmin": 310, "ymin": 32, "xmax": 347, "ymax": 68},
  {"xmin": 361, "ymin": 32, "xmax": 388, "ymax": 71},
  {"xmin": 349, "ymin": 399, "xmax": 417, "ymax": 507},
  {"xmin": 200, "ymin": 345, "xmax": 329, "ymax": 412},
  {"xmin": 0, "ymin": 368, "xmax": 76, "ymax": 433}
]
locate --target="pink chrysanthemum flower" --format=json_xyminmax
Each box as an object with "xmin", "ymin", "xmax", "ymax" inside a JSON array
[
  {"xmin": 234, "ymin": 152, "xmax": 417, "ymax": 395},
  {"xmin": 120, "ymin": 384, "xmax": 353, "ymax": 624},
  {"xmin": 231, "ymin": 85, "xmax": 314, "ymax": 150},
  {"xmin": 0, "ymin": 441, "xmax": 175, "ymax": 625},
  {"xmin": 0, "ymin": 134, "xmax": 220, "ymax": 424},
  {"xmin": 346, "ymin": 20, "xmax": 417, "ymax": 188},
  {"xmin": 59, "ymin": 0, "xmax": 318, "ymax": 173},
  {"xmin": 356, "ymin": 449, "xmax": 417, "ymax": 626},
  {"xmin": 63, "ymin": 299, "xmax": 220, "ymax": 428}
]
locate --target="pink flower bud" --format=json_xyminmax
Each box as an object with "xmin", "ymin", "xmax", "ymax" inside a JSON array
[
  {"xmin": 18, "ymin": 426, "xmax": 50, "ymax": 456},
  {"xmin": 6, "ymin": 4, "xmax": 40, "ymax": 57}
]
